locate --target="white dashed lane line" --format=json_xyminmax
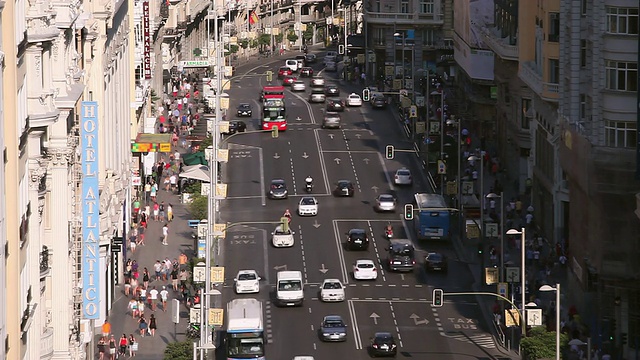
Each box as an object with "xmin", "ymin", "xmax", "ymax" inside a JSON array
[
  {"xmin": 388, "ymin": 302, "xmax": 404, "ymax": 347},
  {"xmin": 298, "ymin": 225, "xmax": 309, "ymax": 283},
  {"xmin": 288, "ymin": 141, "xmax": 298, "ymax": 195},
  {"xmin": 342, "ymin": 130, "xmax": 362, "ymax": 192},
  {"xmin": 265, "ymin": 302, "xmax": 274, "ymax": 343},
  {"xmin": 367, "ymin": 221, "xmax": 386, "ymax": 282}
]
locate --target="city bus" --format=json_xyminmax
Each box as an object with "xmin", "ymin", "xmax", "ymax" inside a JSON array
[
  {"xmin": 226, "ymin": 298, "xmax": 265, "ymax": 360},
  {"xmin": 260, "ymin": 85, "xmax": 285, "ymax": 101},
  {"xmin": 261, "ymin": 97, "xmax": 287, "ymax": 131},
  {"xmin": 413, "ymin": 193, "xmax": 452, "ymax": 240}
]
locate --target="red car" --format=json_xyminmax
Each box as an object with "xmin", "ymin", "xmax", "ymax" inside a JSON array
[
  {"xmin": 283, "ymin": 75, "xmax": 297, "ymax": 86},
  {"xmin": 278, "ymin": 66, "xmax": 293, "ymax": 78},
  {"xmin": 300, "ymin": 67, "xmax": 314, "ymax": 77}
]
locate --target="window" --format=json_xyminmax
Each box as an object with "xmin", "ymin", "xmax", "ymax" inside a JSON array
[
  {"xmin": 521, "ymin": 98, "xmax": 532, "ymax": 130},
  {"xmin": 580, "ymin": 40, "xmax": 587, "ymax": 67},
  {"xmin": 606, "ymin": 7, "xmax": 639, "ymax": 35},
  {"xmin": 579, "ymin": 94, "xmax": 587, "ymax": 120},
  {"xmin": 548, "ymin": 59, "xmax": 559, "ymax": 84},
  {"xmin": 605, "ymin": 121, "xmax": 637, "ymax": 148},
  {"xmin": 605, "ymin": 60, "xmax": 638, "ymax": 91},
  {"xmin": 581, "ymin": 0, "xmax": 587, "ymax": 16},
  {"xmin": 419, "ymin": 0, "xmax": 434, "ymax": 14},
  {"xmin": 422, "ymin": 28, "xmax": 435, "ymax": 46},
  {"xmin": 548, "ymin": 12, "xmax": 560, "ymax": 42},
  {"xmin": 400, "ymin": 0, "xmax": 409, "ymax": 13}
]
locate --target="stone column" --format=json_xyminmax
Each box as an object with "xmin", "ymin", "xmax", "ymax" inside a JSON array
[{"xmin": 47, "ymin": 146, "xmax": 73, "ymax": 359}]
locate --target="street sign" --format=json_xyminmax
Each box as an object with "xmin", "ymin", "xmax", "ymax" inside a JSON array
[
  {"xmin": 399, "ymin": 89, "xmax": 408, "ymax": 97},
  {"xmin": 409, "ymin": 105, "xmax": 418, "ymax": 118},
  {"xmin": 220, "ymin": 96, "xmax": 230, "ymax": 109},
  {"xmin": 213, "ymin": 223, "xmax": 226, "ymax": 237},
  {"xmin": 200, "ymin": 183, "xmax": 210, "ymax": 196},
  {"xmin": 415, "ymin": 96, "xmax": 425, "ymax": 107},
  {"xmin": 208, "ymin": 308, "xmax": 224, "ymax": 326},
  {"xmin": 446, "ymin": 181, "xmax": 457, "ymax": 195},
  {"xmin": 466, "ymin": 222, "xmax": 480, "ymax": 239},
  {"xmin": 190, "ymin": 307, "xmax": 201, "ymax": 324},
  {"xmin": 437, "ymin": 160, "xmax": 446, "ymax": 174},
  {"xmin": 484, "ymin": 267, "xmax": 499, "ymax": 285},
  {"xmin": 526, "ymin": 309, "xmax": 543, "ymax": 326},
  {"xmin": 180, "ymin": 60, "xmax": 210, "ymax": 68},
  {"xmin": 462, "ymin": 181, "xmax": 474, "ymax": 195},
  {"xmin": 416, "ymin": 121, "xmax": 426, "ymax": 134},
  {"xmin": 193, "ymin": 265, "xmax": 206, "ymax": 283},
  {"xmin": 197, "ymin": 222, "xmax": 209, "ymax": 238},
  {"xmin": 505, "ymin": 267, "xmax": 520, "ymax": 283},
  {"xmin": 429, "ymin": 121, "xmax": 440, "ymax": 134},
  {"xmin": 215, "ymin": 183, "xmax": 228, "ymax": 198},
  {"xmin": 211, "ymin": 267, "xmax": 225, "ymax": 283},
  {"xmin": 504, "ymin": 309, "xmax": 520, "ymax": 327},
  {"xmin": 217, "ymin": 149, "xmax": 229, "ymax": 162},
  {"xmin": 485, "ymin": 223, "xmax": 498, "ymax": 238},
  {"xmin": 497, "ymin": 282, "xmax": 508, "ymax": 298},
  {"xmin": 219, "ymin": 121, "xmax": 230, "ymax": 134}
]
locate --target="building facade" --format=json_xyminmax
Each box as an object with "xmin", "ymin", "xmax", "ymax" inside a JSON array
[{"xmin": 558, "ymin": 0, "xmax": 639, "ymax": 355}]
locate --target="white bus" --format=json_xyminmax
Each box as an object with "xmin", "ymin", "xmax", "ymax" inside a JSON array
[{"xmin": 226, "ymin": 298, "xmax": 265, "ymax": 360}]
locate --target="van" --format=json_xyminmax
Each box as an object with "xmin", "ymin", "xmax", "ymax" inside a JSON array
[
  {"xmin": 285, "ymin": 59, "xmax": 299, "ymax": 72},
  {"xmin": 276, "ymin": 271, "xmax": 304, "ymax": 306},
  {"xmin": 295, "ymin": 55, "xmax": 306, "ymax": 69},
  {"xmin": 325, "ymin": 51, "xmax": 338, "ymax": 63},
  {"xmin": 386, "ymin": 239, "xmax": 416, "ymax": 272}
]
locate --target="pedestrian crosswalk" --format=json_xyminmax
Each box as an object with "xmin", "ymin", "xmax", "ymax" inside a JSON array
[{"xmin": 440, "ymin": 332, "xmax": 496, "ymax": 349}]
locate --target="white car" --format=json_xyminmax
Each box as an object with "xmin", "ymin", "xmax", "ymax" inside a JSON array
[
  {"xmin": 234, "ymin": 270, "xmax": 261, "ymax": 294},
  {"xmin": 311, "ymin": 77, "xmax": 325, "ymax": 87},
  {"xmin": 353, "ymin": 259, "xmax": 378, "ymax": 280},
  {"xmin": 394, "ymin": 168, "xmax": 413, "ymax": 185},
  {"xmin": 272, "ymin": 225, "xmax": 295, "ymax": 247},
  {"xmin": 375, "ymin": 194, "xmax": 397, "ymax": 212},
  {"xmin": 347, "ymin": 93, "xmax": 363, "ymax": 107},
  {"xmin": 291, "ymin": 80, "xmax": 306, "ymax": 92},
  {"xmin": 297, "ymin": 196, "xmax": 318, "ymax": 216},
  {"xmin": 320, "ymin": 279, "xmax": 345, "ymax": 302},
  {"xmin": 293, "ymin": 357, "xmax": 315, "ymax": 360}
]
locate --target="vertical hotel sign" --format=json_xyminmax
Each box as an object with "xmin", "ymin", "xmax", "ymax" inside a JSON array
[
  {"xmin": 81, "ymin": 101, "xmax": 100, "ymax": 319},
  {"xmin": 143, "ymin": 0, "xmax": 151, "ymax": 79}
]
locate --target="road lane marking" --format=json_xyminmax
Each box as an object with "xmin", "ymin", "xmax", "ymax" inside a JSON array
[
  {"xmin": 259, "ymin": 146, "xmax": 266, "ymax": 205},
  {"xmin": 312, "ymin": 129, "xmax": 331, "ymax": 193},
  {"xmin": 265, "ymin": 302, "xmax": 274, "ymax": 343},
  {"xmin": 321, "ymin": 150, "xmax": 379, "ymax": 153},
  {"xmin": 342, "ymin": 130, "xmax": 362, "ymax": 193},
  {"xmin": 378, "ymin": 152, "xmax": 396, "ymax": 191},
  {"xmin": 288, "ymin": 141, "xmax": 299, "ymax": 195},
  {"xmin": 367, "ymin": 220, "xmax": 386, "ymax": 282},
  {"xmin": 388, "ymin": 302, "xmax": 403, "ymax": 347},
  {"xmin": 347, "ymin": 300, "xmax": 363, "ymax": 350},
  {"xmin": 332, "ymin": 220, "xmax": 349, "ymax": 284},
  {"xmin": 298, "ymin": 225, "xmax": 309, "ymax": 283}
]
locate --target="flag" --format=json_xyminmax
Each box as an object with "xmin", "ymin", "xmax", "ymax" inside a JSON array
[{"xmin": 249, "ymin": 11, "xmax": 259, "ymax": 25}]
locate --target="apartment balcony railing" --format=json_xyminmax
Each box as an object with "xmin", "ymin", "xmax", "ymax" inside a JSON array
[
  {"xmin": 481, "ymin": 26, "xmax": 518, "ymax": 61},
  {"xmin": 518, "ymin": 61, "xmax": 559, "ymax": 102},
  {"xmin": 279, "ymin": 14, "xmax": 294, "ymax": 24},
  {"xmin": 40, "ymin": 246, "xmax": 50, "ymax": 277},
  {"xmin": 41, "ymin": 327, "xmax": 54, "ymax": 359},
  {"xmin": 177, "ymin": 21, "xmax": 188, "ymax": 30},
  {"xmin": 363, "ymin": 10, "xmax": 442, "ymax": 25}
]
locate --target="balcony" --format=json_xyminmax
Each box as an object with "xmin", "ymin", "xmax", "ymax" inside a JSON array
[
  {"xmin": 159, "ymin": 1, "xmax": 169, "ymax": 19},
  {"xmin": 279, "ymin": 13, "xmax": 294, "ymax": 24},
  {"xmin": 41, "ymin": 327, "xmax": 54, "ymax": 359},
  {"xmin": 177, "ymin": 20, "xmax": 188, "ymax": 30},
  {"xmin": 481, "ymin": 26, "xmax": 518, "ymax": 61},
  {"xmin": 518, "ymin": 61, "xmax": 559, "ymax": 102},
  {"xmin": 363, "ymin": 10, "xmax": 442, "ymax": 25},
  {"xmin": 40, "ymin": 246, "xmax": 50, "ymax": 277}
]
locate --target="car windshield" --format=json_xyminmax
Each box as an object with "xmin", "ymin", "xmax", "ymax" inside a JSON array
[
  {"xmin": 428, "ymin": 253, "xmax": 443, "ymax": 261},
  {"xmin": 278, "ymin": 280, "xmax": 302, "ymax": 291},
  {"xmin": 238, "ymin": 273, "xmax": 257, "ymax": 281},
  {"xmin": 323, "ymin": 282, "xmax": 342, "ymax": 289},
  {"xmin": 227, "ymin": 337, "xmax": 265, "ymax": 357},
  {"xmin": 271, "ymin": 182, "xmax": 285, "ymax": 189},
  {"xmin": 339, "ymin": 181, "xmax": 351, "ymax": 187},
  {"xmin": 357, "ymin": 263, "xmax": 374, "ymax": 269},
  {"xmin": 390, "ymin": 246, "xmax": 414, "ymax": 256},
  {"xmin": 238, "ymin": 104, "xmax": 250, "ymax": 109},
  {"xmin": 324, "ymin": 320, "xmax": 344, "ymax": 328},
  {"xmin": 397, "ymin": 169, "xmax": 411, "ymax": 176},
  {"xmin": 294, "ymin": 81, "xmax": 304, "ymax": 85},
  {"xmin": 301, "ymin": 198, "xmax": 316, "ymax": 205},
  {"xmin": 275, "ymin": 228, "xmax": 292, "ymax": 235},
  {"xmin": 350, "ymin": 231, "xmax": 366, "ymax": 239},
  {"xmin": 379, "ymin": 195, "xmax": 394, "ymax": 202}
]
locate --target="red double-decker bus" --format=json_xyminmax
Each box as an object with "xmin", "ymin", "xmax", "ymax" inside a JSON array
[{"xmin": 261, "ymin": 86, "xmax": 287, "ymax": 131}]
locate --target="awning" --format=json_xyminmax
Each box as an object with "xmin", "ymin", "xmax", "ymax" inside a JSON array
[
  {"xmin": 179, "ymin": 165, "xmax": 211, "ymax": 182},
  {"xmin": 182, "ymin": 152, "xmax": 208, "ymax": 166},
  {"xmin": 131, "ymin": 134, "xmax": 173, "ymax": 153}
]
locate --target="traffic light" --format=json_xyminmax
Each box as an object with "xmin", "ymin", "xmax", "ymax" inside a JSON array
[
  {"xmin": 280, "ymin": 217, "xmax": 289, "ymax": 233},
  {"xmin": 621, "ymin": 333, "xmax": 628, "ymax": 345},
  {"xmin": 271, "ymin": 126, "xmax": 278, "ymax": 138},
  {"xmin": 338, "ymin": 44, "xmax": 345, "ymax": 55},
  {"xmin": 385, "ymin": 145, "xmax": 394, "ymax": 160},
  {"xmin": 432, "ymin": 289, "xmax": 444, "ymax": 307},
  {"xmin": 265, "ymin": 70, "xmax": 273, "ymax": 82},
  {"xmin": 404, "ymin": 204, "xmax": 413, "ymax": 221},
  {"xmin": 362, "ymin": 88, "xmax": 371, "ymax": 102},
  {"xmin": 477, "ymin": 243, "xmax": 483, "ymax": 255}
]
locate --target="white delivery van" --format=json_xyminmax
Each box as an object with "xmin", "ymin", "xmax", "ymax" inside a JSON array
[
  {"xmin": 276, "ymin": 271, "xmax": 304, "ymax": 306},
  {"xmin": 285, "ymin": 59, "xmax": 299, "ymax": 72}
]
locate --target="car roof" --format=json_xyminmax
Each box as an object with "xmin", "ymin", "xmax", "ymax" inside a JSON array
[
  {"xmin": 279, "ymin": 66, "xmax": 289, "ymax": 70},
  {"xmin": 322, "ymin": 278, "xmax": 341, "ymax": 284},
  {"xmin": 238, "ymin": 103, "xmax": 250, "ymax": 107},
  {"xmin": 271, "ymin": 179, "xmax": 285, "ymax": 184},
  {"xmin": 396, "ymin": 168, "xmax": 411, "ymax": 173},
  {"xmin": 326, "ymin": 84, "xmax": 337, "ymax": 87},
  {"xmin": 237, "ymin": 269, "xmax": 258, "ymax": 275},
  {"xmin": 323, "ymin": 315, "xmax": 344, "ymax": 321},
  {"xmin": 293, "ymin": 80, "xmax": 304, "ymax": 83},
  {"xmin": 427, "ymin": 252, "xmax": 445, "ymax": 259},
  {"xmin": 326, "ymin": 112, "xmax": 340, "ymax": 116},
  {"xmin": 349, "ymin": 228, "xmax": 366, "ymax": 234},
  {"xmin": 374, "ymin": 332, "xmax": 393, "ymax": 338},
  {"xmin": 378, "ymin": 194, "xmax": 395, "ymax": 199},
  {"xmin": 338, "ymin": 179, "xmax": 351, "ymax": 184},
  {"xmin": 356, "ymin": 259, "xmax": 374, "ymax": 264},
  {"xmin": 349, "ymin": 93, "xmax": 360, "ymax": 97}
]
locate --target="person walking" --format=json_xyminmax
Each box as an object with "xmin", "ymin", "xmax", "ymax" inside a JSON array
[
  {"xmin": 167, "ymin": 203, "xmax": 174, "ymax": 222},
  {"xmin": 171, "ymin": 267, "xmax": 179, "ymax": 291},
  {"xmin": 149, "ymin": 286, "xmax": 159, "ymax": 311},
  {"xmin": 153, "ymin": 202, "xmax": 159, "ymax": 221},
  {"xmin": 149, "ymin": 314, "xmax": 158, "ymax": 337},
  {"xmin": 160, "ymin": 286, "xmax": 169, "ymax": 312},
  {"xmin": 108, "ymin": 335, "xmax": 117, "ymax": 360},
  {"xmin": 162, "ymin": 223, "xmax": 169, "ymax": 245},
  {"xmin": 153, "ymin": 260, "xmax": 163, "ymax": 282},
  {"xmin": 138, "ymin": 316, "xmax": 148, "ymax": 337},
  {"xmin": 128, "ymin": 334, "xmax": 137, "ymax": 357},
  {"xmin": 118, "ymin": 334, "xmax": 128, "ymax": 357},
  {"xmin": 159, "ymin": 201, "xmax": 166, "ymax": 222},
  {"xmin": 142, "ymin": 268, "xmax": 150, "ymax": 288},
  {"xmin": 150, "ymin": 181, "xmax": 158, "ymax": 202},
  {"xmin": 102, "ymin": 320, "xmax": 111, "ymax": 339},
  {"xmin": 128, "ymin": 298, "xmax": 138, "ymax": 319},
  {"xmin": 97, "ymin": 337, "xmax": 106, "ymax": 360},
  {"xmin": 138, "ymin": 299, "xmax": 145, "ymax": 318},
  {"xmin": 144, "ymin": 182, "xmax": 151, "ymax": 203}
]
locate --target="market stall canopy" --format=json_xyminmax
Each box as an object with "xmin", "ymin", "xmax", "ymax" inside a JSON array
[
  {"xmin": 131, "ymin": 134, "xmax": 173, "ymax": 153},
  {"xmin": 179, "ymin": 165, "xmax": 210, "ymax": 182},
  {"xmin": 182, "ymin": 152, "xmax": 207, "ymax": 166}
]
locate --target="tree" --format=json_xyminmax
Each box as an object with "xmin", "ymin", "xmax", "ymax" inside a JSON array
[
  {"xmin": 258, "ymin": 34, "xmax": 271, "ymax": 47},
  {"xmin": 287, "ymin": 31, "xmax": 298, "ymax": 43},
  {"xmin": 250, "ymin": 39, "xmax": 259, "ymax": 48},
  {"xmin": 520, "ymin": 327, "xmax": 569, "ymax": 360},
  {"xmin": 188, "ymin": 193, "xmax": 208, "ymax": 220},
  {"xmin": 238, "ymin": 38, "xmax": 249, "ymax": 49},
  {"xmin": 275, "ymin": 33, "xmax": 284, "ymax": 44},
  {"xmin": 163, "ymin": 340, "xmax": 193, "ymax": 360},
  {"xmin": 302, "ymin": 24, "xmax": 314, "ymax": 42},
  {"xmin": 227, "ymin": 44, "xmax": 240, "ymax": 54}
]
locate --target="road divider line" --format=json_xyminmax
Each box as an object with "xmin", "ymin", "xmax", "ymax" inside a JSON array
[
  {"xmin": 378, "ymin": 152, "xmax": 396, "ymax": 192},
  {"xmin": 367, "ymin": 220, "xmax": 386, "ymax": 282},
  {"xmin": 312, "ymin": 129, "xmax": 331, "ymax": 193},
  {"xmin": 259, "ymin": 146, "xmax": 266, "ymax": 206},
  {"xmin": 342, "ymin": 130, "xmax": 362, "ymax": 193},
  {"xmin": 388, "ymin": 302, "xmax": 403, "ymax": 348},
  {"xmin": 347, "ymin": 300, "xmax": 363, "ymax": 350},
  {"xmin": 332, "ymin": 220, "xmax": 349, "ymax": 284},
  {"xmin": 298, "ymin": 225, "xmax": 309, "ymax": 283}
]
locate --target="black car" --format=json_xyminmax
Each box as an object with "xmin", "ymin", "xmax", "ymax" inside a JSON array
[
  {"xmin": 369, "ymin": 332, "xmax": 398, "ymax": 357},
  {"xmin": 318, "ymin": 315, "xmax": 348, "ymax": 342},
  {"xmin": 300, "ymin": 67, "xmax": 314, "ymax": 77},
  {"xmin": 304, "ymin": 53, "xmax": 317, "ymax": 64},
  {"xmin": 424, "ymin": 252, "xmax": 448, "ymax": 272},
  {"xmin": 222, "ymin": 120, "xmax": 247, "ymax": 135},
  {"xmin": 324, "ymin": 84, "xmax": 340, "ymax": 96},
  {"xmin": 268, "ymin": 179, "xmax": 288, "ymax": 199},
  {"xmin": 236, "ymin": 103, "xmax": 252, "ymax": 117},
  {"xmin": 386, "ymin": 239, "xmax": 415, "ymax": 272},
  {"xmin": 371, "ymin": 95, "xmax": 387, "ymax": 109},
  {"xmin": 326, "ymin": 98, "xmax": 345, "ymax": 112},
  {"xmin": 333, "ymin": 180, "xmax": 355, "ymax": 197},
  {"xmin": 346, "ymin": 229, "xmax": 369, "ymax": 251}
]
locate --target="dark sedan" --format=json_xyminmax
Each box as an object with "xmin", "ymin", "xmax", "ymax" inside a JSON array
[
  {"xmin": 318, "ymin": 315, "xmax": 348, "ymax": 342},
  {"xmin": 371, "ymin": 95, "xmax": 387, "ymax": 109},
  {"xmin": 222, "ymin": 120, "xmax": 247, "ymax": 135},
  {"xmin": 369, "ymin": 332, "xmax": 398, "ymax": 357},
  {"xmin": 324, "ymin": 84, "xmax": 340, "ymax": 96},
  {"xmin": 345, "ymin": 228, "xmax": 369, "ymax": 251},
  {"xmin": 300, "ymin": 67, "xmax": 314, "ymax": 77},
  {"xmin": 333, "ymin": 180, "xmax": 355, "ymax": 197},
  {"xmin": 304, "ymin": 53, "xmax": 317, "ymax": 63},
  {"xmin": 236, "ymin": 103, "xmax": 252, "ymax": 117},
  {"xmin": 326, "ymin": 98, "xmax": 345, "ymax": 112},
  {"xmin": 425, "ymin": 252, "xmax": 448, "ymax": 272}
]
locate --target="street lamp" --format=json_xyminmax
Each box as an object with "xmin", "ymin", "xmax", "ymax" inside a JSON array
[
  {"xmin": 540, "ymin": 283, "xmax": 561, "ymax": 360},
  {"xmin": 486, "ymin": 192, "xmax": 504, "ymax": 280},
  {"xmin": 506, "ymin": 227, "xmax": 527, "ymax": 338},
  {"xmin": 393, "ymin": 32, "xmax": 406, "ymax": 85}
]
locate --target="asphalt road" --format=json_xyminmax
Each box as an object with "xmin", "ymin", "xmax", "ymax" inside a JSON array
[{"xmin": 215, "ymin": 53, "xmax": 507, "ymax": 360}]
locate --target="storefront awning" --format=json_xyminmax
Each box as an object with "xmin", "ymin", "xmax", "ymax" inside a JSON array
[{"xmin": 131, "ymin": 134, "xmax": 173, "ymax": 153}]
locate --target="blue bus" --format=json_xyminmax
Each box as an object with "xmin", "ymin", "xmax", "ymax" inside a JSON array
[
  {"xmin": 413, "ymin": 193, "xmax": 451, "ymax": 240},
  {"xmin": 226, "ymin": 298, "xmax": 265, "ymax": 360}
]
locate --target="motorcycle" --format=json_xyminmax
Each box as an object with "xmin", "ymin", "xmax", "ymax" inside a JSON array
[
  {"xmin": 384, "ymin": 225, "xmax": 394, "ymax": 240},
  {"xmin": 305, "ymin": 182, "xmax": 313, "ymax": 193}
]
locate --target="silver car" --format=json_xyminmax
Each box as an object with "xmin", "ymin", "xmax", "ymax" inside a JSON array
[
  {"xmin": 394, "ymin": 168, "xmax": 413, "ymax": 185},
  {"xmin": 375, "ymin": 194, "xmax": 397, "ymax": 212},
  {"xmin": 311, "ymin": 77, "xmax": 325, "ymax": 87},
  {"xmin": 309, "ymin": 90, "xmax": 326, "ymax": 103},
  {"xmin": 322, "ymin": 112, "xmax": 341, "ymax": 129},
  {"xmin": 291, "ymin": 80, "xmax": 306, "ymax": 92}
]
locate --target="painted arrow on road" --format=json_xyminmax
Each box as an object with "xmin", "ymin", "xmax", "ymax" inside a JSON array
[
  {"xmin": 273, "ymin": 153, "xmax": 281, "ymax": 159},
  {"xmin": 409, "ymin": 314, "xmax": 430, "ymax": 325},
  {"xmin": 355, "ymin": 134, "xmax": 362, "ymax": 139},
  {"xmin": 273, "ymin": 265, "xmax": 288, "ymax": 271},
  {"xmin": 319, "ymin": 264, "xmax": 329, "ymax": 274},
  {"xmin": 370, "ymin": 313, "xmax": 380, "ymax": 325},
  {"xmin": 312, "ymin": 220, "xmax": 321, "ymax": 228},
  {"xmin": 296, "ymin": 116, "xmax": 302, "ymax": 121},
  {"xmin": 328, "ymin": 134, "xmax": 335, "ymax": 140},
  {"xmin": 302, "ymin": 152, "xmax": 309, "ymax": 159},
  {"xmin": 371, "ymin": 186, "xmax": 379, "ymax": 193},
  {"xmin": 363, "ymin": 158, "xmax": 370, "ymax": 164},
  {"xmin": 334, "ymin": 158, "xmax": 341, "ymax": 164}
]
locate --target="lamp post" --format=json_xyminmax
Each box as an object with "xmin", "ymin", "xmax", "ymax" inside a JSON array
[
  {"xmin": 540, "ymin": 283, "xmax": 561, "ymax": 360},
  {"xmin": 486, "ymin": 192, "xmax": 504, "ymax": 281},
  {"xmin": 506, "ymin": 227, "xmax": 527, "ymax": 338},
  {"xmin": 270, "ymin": 0, "xmax": 274, "ymax": 54},
  {"xmin": 393, "ymin": 32, "xmax": 405, "ymax": 87}
]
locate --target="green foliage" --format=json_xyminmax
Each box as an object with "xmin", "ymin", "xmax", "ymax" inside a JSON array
[
  {"xmin": 238, "ymin": 38, "xmax": 249, "ymax": 49},
  {"xmin": 163, "ymin": 340, "xmax": 193, "ymax": 360},
  {"xmin": 228, "ymin": 44, "xmax": 240, "ymax": 54},
  {"xmin": 302, "ymin": 24, "xmax": 314, "ymax": 41},
  {"xmin": 520, "ymin": 327, "xmax": 568, "ymax": 360},
  {"xmin": 188, "ymin": 193, "xmax": 208, "ymax": 221},
  {"xmin": 275, "ymin": 33, "xmax": 284, "ymax": 43},
  {"xmin": 258, "ymin": 33, "xmax": 271, "ymax": 46},
  {"xmin": 200, "ymin": 136, "xmax": 213, "ymax": 149},
  {"xmin": 183, "ymin": 182, "xmax": 202, "ymax": 195},
  {"xmin": 287, "ymin": 31, "xmax": 299, "ymax": 43},
  {"xmin": 250, "ymin": 39, "xmax": 259, "ymax": 48}
]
